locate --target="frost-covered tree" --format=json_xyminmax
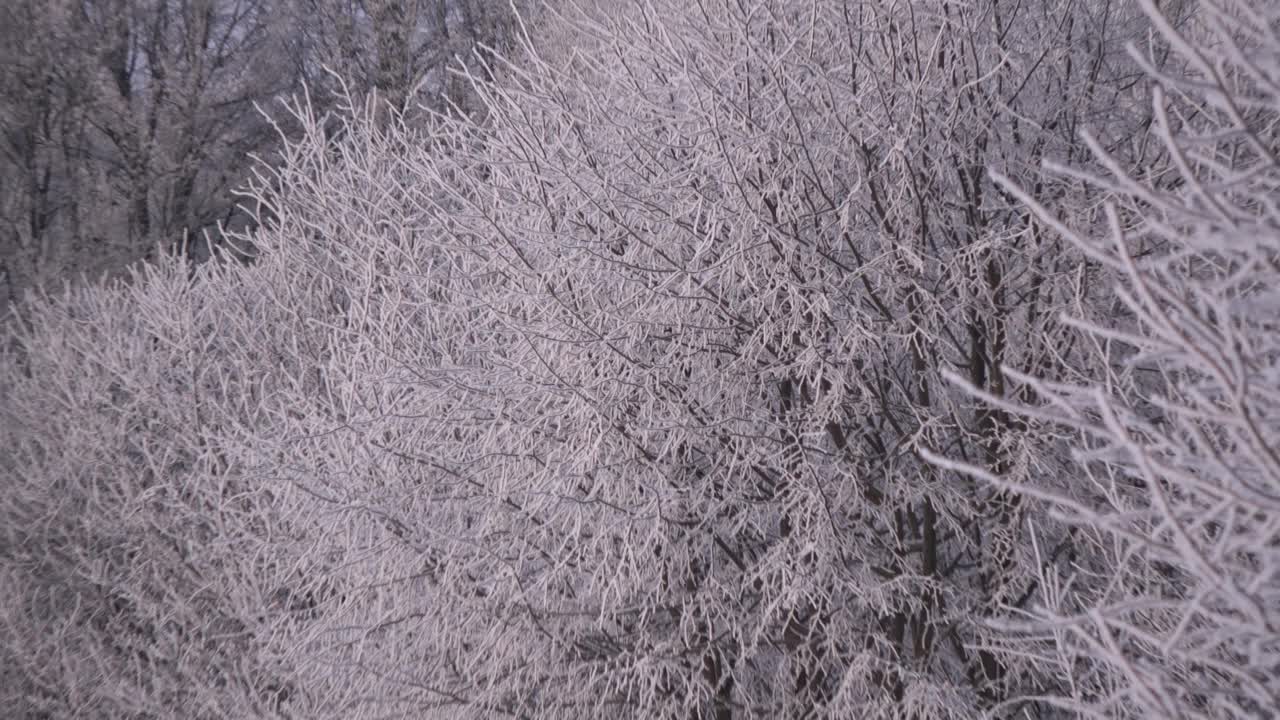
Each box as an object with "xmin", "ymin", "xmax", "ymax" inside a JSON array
[
  {"xmin": 1, "ymin": 92, "xmax": 513, "ymax": 720},
  {"xmin": 6, "ymin": 0, "xmax": 1249, "ymax": 719},
  {"xmin": 0, "ymin": 256, "xmax": 317, "ymax": 717},
  {"xmin": 221, "ymin": 0, "xmax": 1160, "ymax": 716},
  {"xmin": 927, "ymin": 0, "xmax": 1280, "ymax": 716}
]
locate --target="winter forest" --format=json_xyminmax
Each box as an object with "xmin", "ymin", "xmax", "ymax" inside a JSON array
[{"xmin": 1, "ymin": 0, "xmax": 1277, "ymax": 718}]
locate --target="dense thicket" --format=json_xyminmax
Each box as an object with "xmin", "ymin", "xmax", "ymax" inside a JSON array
[{"xmin": 2, "ymin": 0, "xmax": 1275, "ymax": 718}]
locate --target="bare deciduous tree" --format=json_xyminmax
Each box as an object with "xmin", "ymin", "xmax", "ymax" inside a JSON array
[{"xmin": 0, "ymin": 0, "xmax": 525, "ymax": 304}]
